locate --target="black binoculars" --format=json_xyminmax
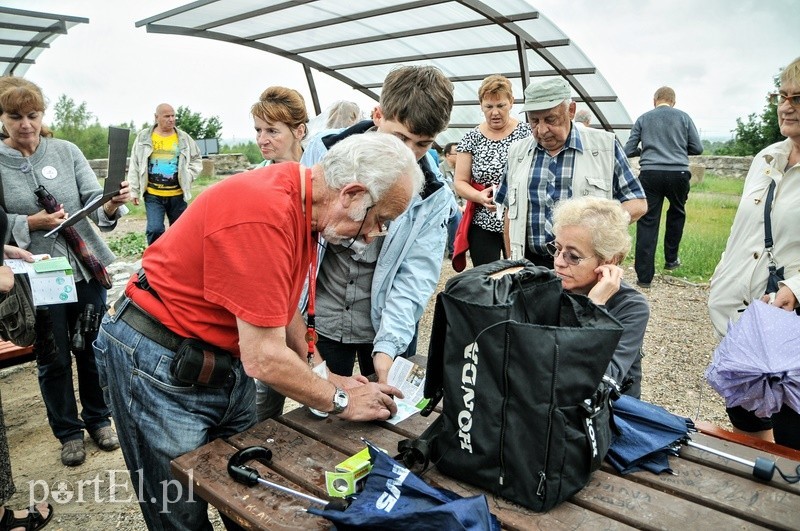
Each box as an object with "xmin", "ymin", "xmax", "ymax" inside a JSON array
[{"xmin": 71, "ymin": 303, "xmax": 101, "ymax": 351}]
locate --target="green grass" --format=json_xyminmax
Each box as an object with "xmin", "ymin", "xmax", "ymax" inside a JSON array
[
  {"xmin": 108, "ymin": 232, "xmax": 146, "ymax": 258},
  {"xmin": 624, "ymin": 174, "xmax": 743, "ymax": 283},
  {"xmin": 115, "ymin": 174, "xmax": 223, "ymax": 220},
  {"xmin": 691, "ymin": 172, "xmax": 745, "ymax": 195},
  {"xmin": 106, "ymin": 174, "xmax": 224, "ymax": 257}
]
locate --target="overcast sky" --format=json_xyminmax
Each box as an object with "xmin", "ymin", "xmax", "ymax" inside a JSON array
[{"xmin": 9, "ymin": 0, "xmax": 800, "ymax": 142}]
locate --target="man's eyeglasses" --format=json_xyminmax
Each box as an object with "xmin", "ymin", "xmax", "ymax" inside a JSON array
[
  {"xmin": 769, "ymin": 93, "xmax": 800, "ymax": 108},
  {"xmin": 361, "ymin": 205, "xmax": 389, "ymax": 238},
  {"xmin": 545, "ymin": 242, "xmax": 594, "ymax": 266}
]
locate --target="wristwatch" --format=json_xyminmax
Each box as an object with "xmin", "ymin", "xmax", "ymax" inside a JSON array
[{"xmin": 331, "ymin": 387, "xmax": 349, "ymax": 415}]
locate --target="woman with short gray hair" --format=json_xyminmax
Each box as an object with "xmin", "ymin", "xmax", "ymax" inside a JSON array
[{"xmin": 550, "ymin": 196, "xmax": 649, "ymax": 397}]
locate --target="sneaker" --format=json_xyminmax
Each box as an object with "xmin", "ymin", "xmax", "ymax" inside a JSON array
[
  {"xmin": 89, "ymin": 426, "xmax": 120, "ymax": 451},
  {"xmin": 61, "ymin": 439, "xmax": 86, "ymax": 466},
  {"xmin": 664, "ymin": 259, "xmax": 682, "ymax": 270},
  {"xmin": 636, "ymin": 281, "xmax": 651, "ymax": 289}
]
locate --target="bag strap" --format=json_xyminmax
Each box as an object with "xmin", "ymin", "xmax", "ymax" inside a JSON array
[
  {"xmin": 763, "ymin": 179, "xmax": 776, "ymax": 251},
  {"xmin": 421, "ymin": 293, "xmax": 447, "ymax": 413},
  {"xmin": 762, "ymin": 180, "xmax": 783, "ymax": 281},
  {"xmin": 396, "ymin": 415, "xmax": 443, "ymax": 472}
]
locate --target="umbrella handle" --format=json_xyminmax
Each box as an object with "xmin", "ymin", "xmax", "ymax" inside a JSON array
[
  {"xmin": 685, "ymin": 440, "xmax": 775, "ymax": 481},
  {"xmin": 227, "ymin": 446, "xmax": 350, "ymax": 509},
  {"xmin": 34, "ymin": 185, "xmax": 55, "ymax": 211},
  {"xmin": 228, "ymin": 446, "xmax": 273, "ymax": 487}
]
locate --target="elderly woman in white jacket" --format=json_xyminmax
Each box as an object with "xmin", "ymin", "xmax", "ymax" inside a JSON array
[{"xmin": 708, "ymin": 56, "xmax": 800, "ymax": 449}]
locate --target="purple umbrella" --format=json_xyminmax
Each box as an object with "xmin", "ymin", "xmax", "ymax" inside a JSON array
[{"xmin": 706, "ymin": 300, "xmax": 800, "ymax": 418}]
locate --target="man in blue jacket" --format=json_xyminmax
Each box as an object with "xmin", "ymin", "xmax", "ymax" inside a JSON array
[
  {"xmin": 624, "ymin": 86, "xmax": 703, "ymax": 287},
  {"xmin": 256, "ymin": 65, "xmax": 455, "ymax": 419}
]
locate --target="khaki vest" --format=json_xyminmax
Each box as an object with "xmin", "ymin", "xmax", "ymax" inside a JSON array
[{"xmin": 505, "ymin": 128, "xmax": 617, "ymax": 259}]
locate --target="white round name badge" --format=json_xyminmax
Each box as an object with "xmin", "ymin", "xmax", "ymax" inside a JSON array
[{"xmin": 41, "ymin": 166, "xmax": 58, "ymax": 180}]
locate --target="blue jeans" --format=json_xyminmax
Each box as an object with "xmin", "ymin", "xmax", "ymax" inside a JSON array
[
  {"xmin": 93, "ymin": 298, "xmax": 255, "ymax": 530},
  {"xmin": 144, "ymin": 193, "xmax": 187, "ymax": 245},
  {"xmin": 37, "ymin": 279, "xmax": 111, "ymax": 443}
]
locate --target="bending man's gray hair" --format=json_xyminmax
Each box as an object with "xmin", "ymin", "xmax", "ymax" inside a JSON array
[{"xmin": 322, "ymin": 132, "xmax": 423, "ymax": 201}]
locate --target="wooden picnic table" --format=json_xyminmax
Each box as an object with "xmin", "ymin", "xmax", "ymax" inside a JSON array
[{"xmin": 172, "ymin": 403, "xmax": 800, "ymax": 530}]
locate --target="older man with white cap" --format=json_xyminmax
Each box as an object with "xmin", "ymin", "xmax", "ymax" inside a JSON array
[{"xmin": 495, "ymin": 77, "xmax": 647, "ymax": 268}]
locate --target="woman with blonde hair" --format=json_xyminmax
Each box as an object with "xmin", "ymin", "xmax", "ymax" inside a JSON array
[
  {"xmin": 550, "ymin": 196, "xmax": 650, "ymax": 397},
  {"xmin": 453, "ymin": 74, "xmax": 531, "ymax": 269}
]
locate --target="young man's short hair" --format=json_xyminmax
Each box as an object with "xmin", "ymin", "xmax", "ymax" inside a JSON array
[{"xmin": 379, "ymin": 65, "xmax": 454, "ymax": 138}]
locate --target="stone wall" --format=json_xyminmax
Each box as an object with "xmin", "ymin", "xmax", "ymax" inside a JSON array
[
  {"xmin": 627, "ymin": 155, "xmax": 753, "ymax": 182},
  {"xmin": 689, "ymin": 155, "xmax": 753, "ymax": 179},
  {"xmin": 88, "ymin": 153, "xmax": 252, "ymax": 180},
  {"xmin": 627, "ymin": 157, "xmax": 706, "ymax": 184}
]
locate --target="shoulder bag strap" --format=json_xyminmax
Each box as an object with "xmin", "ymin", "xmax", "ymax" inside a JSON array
[
  {"xmin": 762, "ymin": 179, "xmax": 786, "ymax": 295},
  {"xmin": 763, "ymin": 179, "xmax": 776, "ymax": 250}
]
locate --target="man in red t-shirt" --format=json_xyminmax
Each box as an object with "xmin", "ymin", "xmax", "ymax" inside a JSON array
[{"xmin": 94, "ymin": 132, "xmax": 423, "ymax": 530}]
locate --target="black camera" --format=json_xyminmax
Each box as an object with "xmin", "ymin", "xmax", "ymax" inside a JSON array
[{"xmin": 71, "ymin": 303, "xmax": 101, "ymax": 351}]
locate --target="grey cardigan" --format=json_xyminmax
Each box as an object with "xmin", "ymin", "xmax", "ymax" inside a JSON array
[{"xmin": 0, "ymin": 137, "xmax": 119, "ymax": 272}]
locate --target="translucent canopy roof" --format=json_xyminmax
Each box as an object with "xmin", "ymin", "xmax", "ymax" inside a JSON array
[
  {"xmin": 0, "ymin": 7, "xmax": 88, "ymax": 77},
  {"xmin": 137, "ymin": 0, "xmax": 633, "ymax": 145}
]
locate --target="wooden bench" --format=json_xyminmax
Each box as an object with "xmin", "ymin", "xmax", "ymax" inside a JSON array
[
  {"xmin": 172, "ymin": 407, "xmax": 800, "ymax": 530},
  {"xmin": 695, "ymin": 419, "xmax": 800, "ymax": 461},
  {"xmin": 0, "ymin": 340, "xmax": 33, "ymax": 368}
]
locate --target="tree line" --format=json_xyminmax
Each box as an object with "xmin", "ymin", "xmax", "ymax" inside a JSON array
[{"xmin": 702, "ymin": 69, "xmax": 783, "ymax": 156}]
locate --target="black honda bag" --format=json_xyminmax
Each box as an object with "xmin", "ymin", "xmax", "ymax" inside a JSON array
[{"xmin": 401, "ymin": 260, "xmax": 623, "ymax": 512}]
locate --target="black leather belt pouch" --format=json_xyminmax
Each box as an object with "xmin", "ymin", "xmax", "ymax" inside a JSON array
[{"xmin": 170, "ymin": 338, "xmax": 233, "ymax": 388}]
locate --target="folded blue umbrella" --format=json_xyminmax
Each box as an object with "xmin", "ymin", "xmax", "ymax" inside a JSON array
[
  {"xmin": 607, "ymin": 395, "xmax": 694, "ymax": 474},
  {"xmin": 309, "ymin": 442, "xmax": 500, "ymax": 530}
]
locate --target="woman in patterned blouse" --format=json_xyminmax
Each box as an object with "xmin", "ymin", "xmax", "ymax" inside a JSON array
[{"xmin": 454, "ymin": 75, "xmax": 531, "ymax": 267}]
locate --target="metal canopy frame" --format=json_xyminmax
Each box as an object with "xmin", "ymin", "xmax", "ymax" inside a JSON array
[
  {"xmin": 0, "ymin": 7, "xmax": 88, "ymax": 77},
  {"xmin": 137, "ymin": 0, "xmax": 633, "ymax": 145}
]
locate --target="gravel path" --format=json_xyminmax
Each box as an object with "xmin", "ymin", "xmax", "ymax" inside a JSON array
[{"xmin": 0, "ymin": 221, "xmax": 729, "ymax": 529}]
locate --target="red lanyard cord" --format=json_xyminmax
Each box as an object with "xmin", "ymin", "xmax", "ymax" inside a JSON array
[{"xmin": 304, "ymin": 168, "xmax": 318, "ymax": 366}]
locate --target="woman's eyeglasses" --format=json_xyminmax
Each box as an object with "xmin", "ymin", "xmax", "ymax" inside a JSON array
[
  {"xmin": 545, "ymin": 242, "xmax": 594, "ymax": 266},
  {"xmin": 769, "ymin": 93, "xmax": 800, "ymax": 108}
]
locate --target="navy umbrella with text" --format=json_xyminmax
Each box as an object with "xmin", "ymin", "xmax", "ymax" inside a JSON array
[{"xmin": 309, "ymin": 441, "xmax": 500, "ymax": 530}]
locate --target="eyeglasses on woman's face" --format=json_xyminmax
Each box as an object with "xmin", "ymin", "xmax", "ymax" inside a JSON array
[
  {"xmin": 546, "ymin": 241, "xmax": 594, "ymax": 266},
  {"xmin": 769, "ymin": 92, "xmax": 800, "ymax": 109}
]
